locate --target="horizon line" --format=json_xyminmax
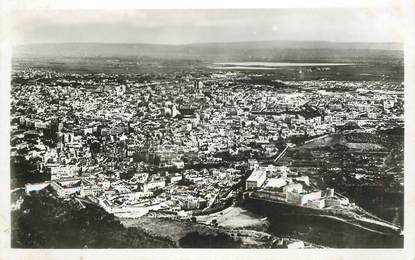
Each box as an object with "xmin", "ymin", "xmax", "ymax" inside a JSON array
[{"xmin": 14, "ymin": 39, "xmax": 404, "ymax": 47}]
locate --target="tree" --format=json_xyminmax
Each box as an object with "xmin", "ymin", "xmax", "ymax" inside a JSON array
[{"xmin": 90, "ymin": 141, "xmax": 101, "ymax": 154}]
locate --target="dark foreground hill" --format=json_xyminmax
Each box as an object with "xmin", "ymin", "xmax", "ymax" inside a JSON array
[{"xmin": 11, "ymin": 190, "xmax": 175, "ymax": 248}]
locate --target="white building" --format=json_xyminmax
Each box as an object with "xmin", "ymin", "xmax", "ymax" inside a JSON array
[
  {"xmin": 264, "ymin": 178, "xmax": 287, "ymax": 190},
  {"xmin": 287, "ymin": 241, "xmax": 305, "ymax": 249},
  {"xmin": 283, "ymin": 183, "xmax": 303, "ymax": 193},
  {"xmin": 246, "ymin": 169, "xmax": 267, "ymax": 190},
  {"xmin": 308, "ymin": 198, "xmax": 325, "ymax": 209},
  {"xmin": 51, "ymin": 179, "xmax": 81, "ymax": 197},
  {"xmin": 286, "ymin": 190, "xmax": 322, "ymax": 206},
  {"xmin": 51, "ymin": 164, "xmax": 79, "ymax": 181},
  {"xmin": 144, "ymin": 178, "xmax": 166, "ymax": 192}
]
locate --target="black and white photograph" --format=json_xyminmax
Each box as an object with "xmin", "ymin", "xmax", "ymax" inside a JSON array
[{"xmin": 1, "ymin": 0, "xmax": 415, "ymax": 258}]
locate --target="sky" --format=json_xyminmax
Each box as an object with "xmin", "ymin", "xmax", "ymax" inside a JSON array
[{"xmin": 11, "ymin": 8, "xmax": 404, "ymax": 45}]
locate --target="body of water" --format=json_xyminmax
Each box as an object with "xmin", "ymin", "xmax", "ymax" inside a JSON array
[
  {"xmin": 209, "ymin": 66, "xmax": 276, "ymax": 70},
  {"xmin": 213, "ymin": 62, "xmax": 354, "ymax": 68}
]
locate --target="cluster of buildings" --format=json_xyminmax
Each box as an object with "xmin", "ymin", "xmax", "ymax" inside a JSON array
[
  {"xmin": 246, "ymin": 165, "xmax": 349, "ymax": 209},
  {"xmin": 11, "ymin": 68, "xmax": 403, "ymax": 217}
]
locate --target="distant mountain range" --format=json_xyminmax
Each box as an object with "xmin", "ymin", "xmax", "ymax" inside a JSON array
[
  {"xmin": 184, "ymin": 40, "xmax": 402, "ymax": 50},
  {"xmin": 13, "ymin": 41, "xmax": 403, "ymax": 62}
]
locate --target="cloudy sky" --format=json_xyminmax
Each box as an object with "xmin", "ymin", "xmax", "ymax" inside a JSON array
[{"xmin": 12, "ymin": 8, "xmax": 404, "ymax": 45}]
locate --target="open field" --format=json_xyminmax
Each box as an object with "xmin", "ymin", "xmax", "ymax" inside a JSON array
[
  {"xmin": 196, "ymin": 206, "xmax": 268, "ymax": 230},
  {"xmin": 120, "ymin": 215, "xmax": 274, "ymax": 248}
]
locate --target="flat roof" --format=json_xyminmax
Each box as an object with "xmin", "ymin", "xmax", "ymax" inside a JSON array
[{"xmin": 247, "ymin": 169, "xmax": 266, "ymax": 182}]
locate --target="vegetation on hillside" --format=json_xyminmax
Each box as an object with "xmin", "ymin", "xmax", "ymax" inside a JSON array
[{"xmin": 11, "ymin": 190, "xmax": 175, "ymax": 248}]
